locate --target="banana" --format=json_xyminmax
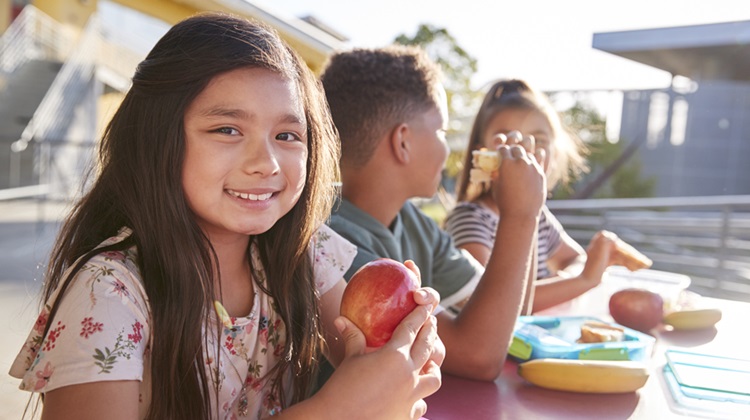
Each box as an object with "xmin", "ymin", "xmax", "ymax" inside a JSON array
[
  {"xmin": 663, "ymin": 308, "xmax": 722, "ymax": 330},
  {"xmin": 518, "ymin": 359, "xmax": 650, "ymax": 393}
]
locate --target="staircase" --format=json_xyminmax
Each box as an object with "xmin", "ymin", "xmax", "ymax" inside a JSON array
[
  {"xmin": 0, "ymin": 59, "xmax": 62, "ymax": 188},
  {"xmin": 0, "ymin": 5, "xmax": 144, "ymax": 199}
]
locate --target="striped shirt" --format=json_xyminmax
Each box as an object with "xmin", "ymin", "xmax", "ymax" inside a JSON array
[{"xmin": 444, "ymin": 202, "xmax": 564, "ymax": 279}]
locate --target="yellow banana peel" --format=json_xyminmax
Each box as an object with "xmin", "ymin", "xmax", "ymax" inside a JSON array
[
  {"xmin": 663, "ymin": 308, "xmax": 722, "ymax": 330},
  {"xmin": 518, "ymin": 358, "xmax": 650, "ymax": 393}
]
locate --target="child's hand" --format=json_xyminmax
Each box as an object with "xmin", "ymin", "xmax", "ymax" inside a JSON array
[
  {"xmin": 403, "ymin": 260, "xmax": 444, "ymax": 375},
  {"xmin": 504, "ymin": 130, "xmax": 535, "ymax": 154},
  {"xmin": 580, "ymin": 230, "xmax": 619, "ymax": 285},
  {"xmin": 319, "ymin": 287, "xmax": 443, "ymax": 420},
  {"xmin": 490, "ymin": 141, "xmax": 546, "ymax": 219}
]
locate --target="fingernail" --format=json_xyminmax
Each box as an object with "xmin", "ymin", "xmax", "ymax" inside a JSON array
[{"xmin": 334, "ymin": 317, "xmax": 346, "ymax": 334}]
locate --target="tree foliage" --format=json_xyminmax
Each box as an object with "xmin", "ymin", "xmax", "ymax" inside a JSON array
[{"xmin": 554, "ymin": 100, "xmax": 656, "ymax": 199}]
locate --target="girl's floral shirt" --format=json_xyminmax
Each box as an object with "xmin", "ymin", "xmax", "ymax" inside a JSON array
[{"xmin": 9, "ymin": 224, "xmax": 356, "ymax": 419}]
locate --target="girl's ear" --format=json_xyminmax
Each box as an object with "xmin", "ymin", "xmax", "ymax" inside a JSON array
[{"xmin": 389, "ymin": 122, "xmax": 410, "ymax": 164}]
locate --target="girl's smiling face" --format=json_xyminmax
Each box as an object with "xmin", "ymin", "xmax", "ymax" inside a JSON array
[{"xmin": 182, "ymin": 67, "xmax": 308, "ymax": 241}]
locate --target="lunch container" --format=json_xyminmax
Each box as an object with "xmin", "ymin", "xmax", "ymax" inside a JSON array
[
  {"xmin": 662, "ymin": 349, "xmax": 750, "ymax": 418},
  {"xmin": 508, "ymin": 315, "xmax": 656, "ymax": 362},
  {"xmin": 604, "ymin": 267, "xmax": 691, "ymax": 309}
]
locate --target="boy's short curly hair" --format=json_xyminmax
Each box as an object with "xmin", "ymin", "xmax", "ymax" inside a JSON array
[{"xmin": 321, "ymin": 45, "xmax": 444, "ymax": 167}]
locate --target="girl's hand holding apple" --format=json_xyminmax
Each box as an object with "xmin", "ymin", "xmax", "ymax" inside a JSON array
[{"xmin": 321, "ymin": 259, "xmax": 444, "ymax": 419}]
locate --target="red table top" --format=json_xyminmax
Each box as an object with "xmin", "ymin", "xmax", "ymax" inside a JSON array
[{"xmin": 424, "ymin": 285, "xmax": 750, "ymax": 420}]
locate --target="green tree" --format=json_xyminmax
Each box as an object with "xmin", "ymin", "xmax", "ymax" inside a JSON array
[{"xmin": 553, "ymin": 100, "xmax": 656, "ymax": 199}]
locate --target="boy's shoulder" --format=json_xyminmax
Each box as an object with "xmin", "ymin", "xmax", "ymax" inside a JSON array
[
  {"xmin": 328, "ymin": 200, "xmax": 383, "ymax": 249},
  {"xmin": 329, "ymin": 199, "xmax": 446, "ymax": 250}
]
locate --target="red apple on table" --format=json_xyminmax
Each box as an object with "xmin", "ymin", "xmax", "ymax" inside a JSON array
[
  {"xmin": 340, "ymin": 258, "xmax": 420, "ymax": 347},
  {"xmin": 609, "ymin": 288, "xmax": 664, "ymax": 333}
]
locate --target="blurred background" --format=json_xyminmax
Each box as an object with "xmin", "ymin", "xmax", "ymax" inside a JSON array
[{"xmin": 1, "ymin": 1, "xmax": 749, "ymax": 417}]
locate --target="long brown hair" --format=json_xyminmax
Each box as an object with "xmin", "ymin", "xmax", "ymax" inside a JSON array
[
  {"xmin": 40, "ymin": 13, "xmax": 339, "ymax": 418},
  {"xmin": 456, "ymin": 79, "xmax": 587, "ymax": 202}
]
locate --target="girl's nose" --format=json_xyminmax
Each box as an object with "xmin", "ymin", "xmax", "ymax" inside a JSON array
[{"xmin": 242, "ymin": 138, "xmax": 280, "ymax": 176}]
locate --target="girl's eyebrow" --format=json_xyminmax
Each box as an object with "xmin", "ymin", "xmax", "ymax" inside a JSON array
[
  {"xmin": 200, "ymin": 107, "xmax": 305, "ymax": 125},
  {"xmin": 200, "ymin": 107, "xmax": 249, "ymax": 120}
]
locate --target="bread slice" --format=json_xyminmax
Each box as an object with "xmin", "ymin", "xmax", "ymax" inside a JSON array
[
  {"xmin": 578, "ymin": 321, "xmax": 625, "ymax": 343},
  {"xmin": 471, "ymin": 148, "xmax": 501, "ymax": 173},
  {"xmin": 614, "ymin": 239, "xmax": 653, "ymax": 271}
]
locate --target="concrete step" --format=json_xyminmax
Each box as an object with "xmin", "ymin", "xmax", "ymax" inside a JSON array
[{"xmin": 0, "ymin": 59, "xmax": 62, "ymax": 189}]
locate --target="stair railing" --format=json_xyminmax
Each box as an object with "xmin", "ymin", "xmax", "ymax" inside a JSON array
[
  {"xmin": 12, "ymin": 13, "xmax": 100, "ymax": 198},
  {"xmin": 0, "ymin": 5, "xmax": 75, "ymax": 74}
]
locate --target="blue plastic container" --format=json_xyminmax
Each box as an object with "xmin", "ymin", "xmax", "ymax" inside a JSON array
[{"xmin": 509, "ymin": 315, "xmax": 655, "ymax": 362}]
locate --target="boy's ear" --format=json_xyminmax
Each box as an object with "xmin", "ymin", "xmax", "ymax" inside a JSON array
[{"xmin": 389, "ymin": 123, "xmax": 410, "ymax": 164}]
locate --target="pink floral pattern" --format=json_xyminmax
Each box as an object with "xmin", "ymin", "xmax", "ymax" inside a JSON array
[
  {"xmin": 33, "ymin": 362, "xmax": 53, "ymax": 391},
  {"xmin": 9, "ymin": 224, "xmax": 356, "ymax": 419},
  {"xmin": 80, "ymin": 317, "xmax": 104, "ymax": 338}
]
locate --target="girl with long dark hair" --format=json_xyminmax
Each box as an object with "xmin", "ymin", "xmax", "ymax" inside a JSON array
[{"xmin": 10, "ymin": 13, "xmax": 443, "ymax": 419}]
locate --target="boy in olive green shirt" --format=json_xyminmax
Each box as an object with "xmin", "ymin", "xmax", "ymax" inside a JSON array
[{"xmin": 322, "ymin": 45, "xmax": 546, "ymax": 380}]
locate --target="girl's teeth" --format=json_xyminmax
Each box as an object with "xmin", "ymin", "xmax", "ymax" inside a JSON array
[{"xmin": 229, "ymin": 190, "xmax": 272, "ymax": 201}]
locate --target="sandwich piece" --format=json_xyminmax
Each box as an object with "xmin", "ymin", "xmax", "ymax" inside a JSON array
[
  {"xmin": 472, "ymin": 148, "xmax": 501, "ymax": 173},
  {"xmin": 469, "ymin": 168, "xmax": 492, "ymax": 185},
  {"xmin": 578, "ymin": 321, "xmax": 625, "ymax": 343},
  {"xmin": 614, "ymin": 238, "xmax": 653, "ymax": 271},
  {"xmin": 469, "ymin": 148, "xmax": 501, "ymax": 186}
]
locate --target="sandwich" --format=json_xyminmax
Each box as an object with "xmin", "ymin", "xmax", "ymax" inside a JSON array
[
  {"xmin": 470, "ymin": 148, "xmax": 501, "ymax": 185},
  {"xmin": 578, "ymin": 321, "xmax": 625, "ymax": 343},
  {"xmin": 614, "ymin": 238, "xmax": 653, "ymax": 271}
]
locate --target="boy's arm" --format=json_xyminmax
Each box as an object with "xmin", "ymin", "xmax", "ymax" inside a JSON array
[
  {"xmin": 436, "ymin": 213, "xmax": 538, "ymax": 380},
  {"xmin": 437, "ymin": 145, "xmax": 545, "ymax": 381},
  {"xmin": 521, "ymin": 234, "xmax": 537, "ymax": 316}
]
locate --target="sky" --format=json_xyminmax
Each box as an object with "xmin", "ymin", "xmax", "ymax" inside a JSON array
[
  {"xmin": 251, "ymin": 0, "xmax": 750, "ymax": 92},
  {"xmin": 100, "ymin": 0, "xmax": 750, "ymax": 134}
]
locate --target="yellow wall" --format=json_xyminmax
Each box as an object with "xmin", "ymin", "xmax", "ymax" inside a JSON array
[
  {"xmin": 29, "ymin": 0, "xmax": 332, "ymax": 73},
  {"xmin": 0, "ymin": 0, "xmax": 10, "ymax": 33},
  {"xmin": 97, "ymin": 90, "xmax": 125, "ymax": 137},
  {"xmin": 109, "ymin": 0, "xmax": 199, "ymax": 25},
  {"xmin": 33, "ymin": 0, "xmax": 98, "ymax": 30}
]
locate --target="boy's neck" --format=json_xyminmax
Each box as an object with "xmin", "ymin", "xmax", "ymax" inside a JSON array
[{"xmin": 342, "ymin": 173, "xmax": 406, "ymax": 228}]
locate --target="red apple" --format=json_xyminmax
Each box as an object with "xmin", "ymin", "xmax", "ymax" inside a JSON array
[
  {"xmin": 609, "ymin": 288, "xmax": 664, "ymax": 332},
  {"xmin": 340, "ymin": 258, "xmax": 420, "ymax": 347}
]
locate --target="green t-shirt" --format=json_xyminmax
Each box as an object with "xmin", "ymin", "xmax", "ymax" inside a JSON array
[
  {"xmin": 314, "ymin": 199, "xmax": 483, "ymax": 391},
  {"xmin": 327, "ymin": 199, "xmax": 482, "ymax": 308}
]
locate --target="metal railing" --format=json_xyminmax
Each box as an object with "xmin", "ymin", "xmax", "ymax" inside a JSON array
[
  {"xmin": 13, "ymin": 14, "xmax": 100, "ymax": 196},
  {"xmin": 0, "ymin": 5, "xmax": 75, "ymax": 74},
  {"xmin": 547, "ymin": 195, "xmax": 750, "ymax": 302}
]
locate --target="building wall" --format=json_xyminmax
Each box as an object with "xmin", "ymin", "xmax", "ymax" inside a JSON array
[{"xmin": 619, "ymin": 81, "xmax": 750, "ymax": 197}]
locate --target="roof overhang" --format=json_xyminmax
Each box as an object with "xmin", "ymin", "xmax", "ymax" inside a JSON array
[
  {"xmin": 592, "ymin": 20, "xmax": 750, "ymax": 82},
  {"xmin": 111, "ymin": 0, "xmax": 348, "ymax": 73},
  {"xmin": 211, "ymin": 0, "xmax": 347, "ymax": 73}
]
